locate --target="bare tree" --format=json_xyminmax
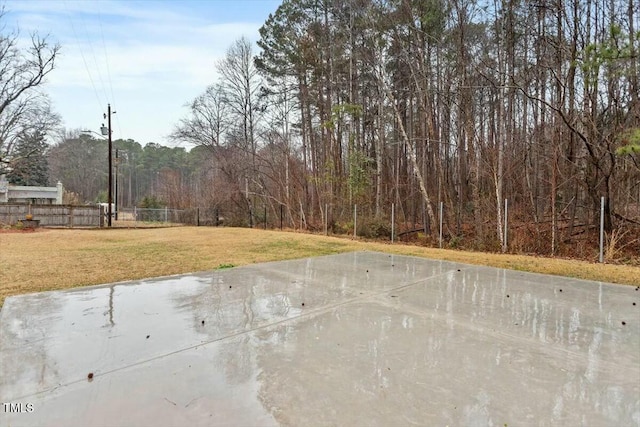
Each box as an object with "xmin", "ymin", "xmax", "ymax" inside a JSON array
[
  {"xmin": 376, "ymin": 65, "xmax": 437, "ymax": 232},
  {"xmin": 217, "ymin": 37, "xmax": 263, "ymax": 226},
  {"xmin": 171, "ymin": 84, "xmax": 229, "ymax": 149},
  {"xmin": 162, "ymin": 0, "xmax": 639, "ymax": 258},
  {"xmin": 0, "ymin": 9, "xmax": 60, "ymax": 171},
  {"xmin": 217, "ymin": 37, "xmax": 261, "ymax": 157}
]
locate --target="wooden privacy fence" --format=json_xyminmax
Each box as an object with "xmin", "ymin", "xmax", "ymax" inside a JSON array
[{"xmin": 0, "ymin": 204, "xmax": 100, "ymax": 227}]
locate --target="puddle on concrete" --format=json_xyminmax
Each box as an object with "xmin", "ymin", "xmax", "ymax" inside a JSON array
[
  {"xmin": 254, "ymin": 283, "xmax": 639, "ymax": 425},
  {"xmin": 1, "ymin": 251, "xmax": 638, "ymax": 426}
]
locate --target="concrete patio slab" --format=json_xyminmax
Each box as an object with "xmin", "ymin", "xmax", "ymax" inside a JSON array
[{"xmin": 1, "ymin": 251, "xmax": 638, "ymax": 426}]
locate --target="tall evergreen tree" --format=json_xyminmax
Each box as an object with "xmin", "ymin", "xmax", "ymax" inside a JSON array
[{"xmin": 6, "ymin": 131, "xmax": 49, "ymax": 186}]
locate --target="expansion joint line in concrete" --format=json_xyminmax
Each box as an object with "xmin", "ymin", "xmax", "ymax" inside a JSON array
[{"xmin": 12, "ymin": 266, "xmax": 469, "ymax": 401}]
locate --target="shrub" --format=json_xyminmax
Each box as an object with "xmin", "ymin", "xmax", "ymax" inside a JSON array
[
  {"xmin": 331, "ymin": 221, "xmax": 351, "ymax": 235},
  {"xmin": 357, "ymin": 218, "xmax": 392, "ymax": 238},
  {"xmin": 448, "ymin": 235, "xmax": 463, "ymax": 249},
  {"xmin": 139, "ymin": 195, "xmax": 165, "ymax": 209}
]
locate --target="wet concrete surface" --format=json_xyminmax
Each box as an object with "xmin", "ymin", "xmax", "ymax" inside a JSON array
[{"xmin": 1, "ymin": 251, "xmax": 638, "ymax": 426}]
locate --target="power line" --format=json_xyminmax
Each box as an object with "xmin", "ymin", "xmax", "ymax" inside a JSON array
[
  {"xmin": 80, "ymin": 11, "xmax": 110, "ymax": 107},
  {"xmin": 98, "ymin": 9, "xmax": 115, "ymax": 105},
  {"xmin": 63, "ymin": 0, "xmax": 104, "ymax": 114},
  {"xmin": 97, "ymin": 7, "xmax": 124, "ymax": 139}
]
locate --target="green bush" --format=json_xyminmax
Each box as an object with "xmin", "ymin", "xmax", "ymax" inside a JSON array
[
  {"xmin": 139, "ymin": 195, "xmax": 164, "ymax": 209},
  {"xmin": 448, "ymin": 235, "xmax": 463, "ymax": 249},
  {"xmin": 357, "ymin": 218, "xmax": 392, "ymax": 238},
  {"xmin": 331, "ymin": 221, "xmax": 351, "ymax": 235}
]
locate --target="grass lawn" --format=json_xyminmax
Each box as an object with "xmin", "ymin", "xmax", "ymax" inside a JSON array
[{"xmin": 1, "ymin": 227, "xmax": 638, "ymax": 308}]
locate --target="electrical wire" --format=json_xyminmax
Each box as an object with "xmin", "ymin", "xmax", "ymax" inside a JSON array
[
  {"xmin": 81, "ymin": 16, "xmax": 109, "ymax": 108},
  {"xmin": 63, "ymin": 0, "xmax": 104, "ymax": 115},
  {"xmin": 97, "ymin": 7, "xmax": 125, "ymax": 139}
]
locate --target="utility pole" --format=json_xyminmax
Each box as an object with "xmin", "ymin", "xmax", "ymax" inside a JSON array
[
  {"xmin": 107, "ymin": 104, "xmax": 113, "ymax": 227},
  {"xmin": 100, "ymin": 104, "xmax": 115, "ymax": 227},
  {"xmin": 115, "ymin": 149, "xmax": 119, "ymax": 220},
  {"xmin": 87, "ymin": 104, "xmax": 116, "ymax": 227}
]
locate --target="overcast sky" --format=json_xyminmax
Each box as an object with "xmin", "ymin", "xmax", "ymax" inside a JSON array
[{"xmin": 4, "ymin": 0, "xmax": 281, "ymax": 148}]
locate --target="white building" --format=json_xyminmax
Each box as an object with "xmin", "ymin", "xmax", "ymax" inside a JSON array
[{"xmin": 0, "ymin": 175, "xmax": 63, "ymax": 204}]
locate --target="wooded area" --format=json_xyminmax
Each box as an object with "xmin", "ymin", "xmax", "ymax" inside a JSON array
[
  {"xmin": 172, "ymin": 0, "xmax": 640, "ymax": 259},
  {"xmin": 3, "ymin": 0, "xmax": 639, "ymax": 260}
]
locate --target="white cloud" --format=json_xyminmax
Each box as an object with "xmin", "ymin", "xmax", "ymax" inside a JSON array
[{"xmin": 4, "ymin": 0, "xmax": 276, "ymax": 146}]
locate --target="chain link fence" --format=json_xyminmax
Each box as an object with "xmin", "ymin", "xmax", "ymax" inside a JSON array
[{"xmin": 114, "ymin": 207, "xmax": 224, "ymax": 226}]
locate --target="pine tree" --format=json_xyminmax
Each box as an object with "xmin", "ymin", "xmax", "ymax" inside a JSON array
[{"xmin": 6, "ymin": 131, "xmax": 49, "ymax": 186}]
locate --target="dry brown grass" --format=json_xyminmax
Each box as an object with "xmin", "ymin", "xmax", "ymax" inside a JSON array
[{"xmin": 2, "ymin": 227, "xmax": 638, "ymax": 308}]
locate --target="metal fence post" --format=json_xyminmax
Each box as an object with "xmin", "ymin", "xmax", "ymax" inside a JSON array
[
  {"xmin": 324, "ymin": 203, "xmax": 328, "ymax": 236},
  {"xmin": 439, "ymin": 202, "xmax": 443, "ymax": 249},
  {"xmin": 503, "ymin": 198, "xmax": 508, "ymax": 253},
  {"xmin": 280, "ymin": 204, "xmax": 283, "ymax": 230},
  {"xmin": 391, "ymin": 202, "xmax": 395, "ymax": 243},
  {"xmin": 354, "ymin": 204, "xmax": 357, "ymax": 238},
  {"xmin": 599, "ymin": 196, "xmax": 605, "ymax": 263},
  {"xmin": 264, "ymin": 205, "xmax": 267, "ymax": 230}
]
